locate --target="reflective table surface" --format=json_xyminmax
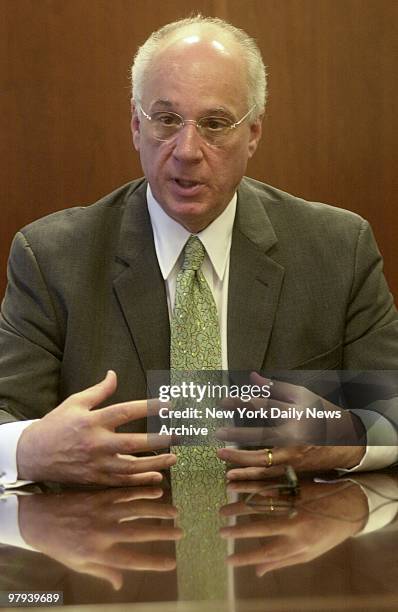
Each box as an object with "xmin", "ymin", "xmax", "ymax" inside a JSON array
[{"xmin": 1, "ymin": 469, "xmax": 398, "ymax": 611}]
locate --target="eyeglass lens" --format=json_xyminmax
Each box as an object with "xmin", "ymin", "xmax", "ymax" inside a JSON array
[{"xmin": 148, "ymin": 112, "xmax": 234, "ymax": 145}]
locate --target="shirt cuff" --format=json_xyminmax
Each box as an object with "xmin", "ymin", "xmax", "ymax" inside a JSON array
[
  {"xmin": 0, "ymin": 494, "xmax": 36, "ymax": 551},
  {"xmin": 314, "ymin": 473, "xmax": 398, "ymax": 536},
  {"xmin": 341, "ymin": 409, "xmax": 398, "ymax": 472},
  {"xmin": 355, "ymin": 473, "xmax": 398, "ymax": 535},
  {"xmin": 0, "ymin": 421, "xmax": 37, "ymax": 488}
]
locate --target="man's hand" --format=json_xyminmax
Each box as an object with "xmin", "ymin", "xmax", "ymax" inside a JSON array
[
  {"xmin": 19, "ymin": 486, "xmax": 182, "ymax": 589},
  {"xmin": 17, "ymin": 371, "xmax": 176, "ymax": 485},
  {"xmin": 217, "ymin": 372, "xmax": 366, "ymax": 477},
  {"xmin": 217, "ymin": 444, "xmax": 365, "ymax": 480}
]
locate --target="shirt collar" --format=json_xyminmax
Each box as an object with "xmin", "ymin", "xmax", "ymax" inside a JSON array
[{"xmin": 147, "ymin": 184, "xmax": 236, "ymax": 281}]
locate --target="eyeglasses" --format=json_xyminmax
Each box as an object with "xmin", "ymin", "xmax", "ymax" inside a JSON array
[{"xmin": 138, "ymin": 104, "xmax": 256, "ymax": 146}]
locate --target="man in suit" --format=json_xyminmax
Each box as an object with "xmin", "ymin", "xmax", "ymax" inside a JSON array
[{"xmin": 1, "ymin": 16, "xmax": 397, "ymax": 487}]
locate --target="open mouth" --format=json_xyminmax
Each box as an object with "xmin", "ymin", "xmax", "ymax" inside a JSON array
[
  {"xmin": 174, "ymin": 178, "xmax": 201, "ymax": 188},
  {"xmin": 172, "ymin": 178, "xmax": 205, "ymax": 196}
]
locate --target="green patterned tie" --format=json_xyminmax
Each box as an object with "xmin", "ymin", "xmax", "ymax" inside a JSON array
[
  {"xmin": 170, "ymin": 235, "xmax": 225, "ymax": 463},
  {"xmin": 170, "ymin": 235, "xmax": 228, "ymax": 601},
  {"xmin": 170, "ymin": 234, "xmax": 221, "ymax": 371}
]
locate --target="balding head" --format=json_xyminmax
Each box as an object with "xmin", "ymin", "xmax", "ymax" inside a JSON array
[{"xmin": 131, "ymin": 16, "xmax": 267, "ymax": 120}]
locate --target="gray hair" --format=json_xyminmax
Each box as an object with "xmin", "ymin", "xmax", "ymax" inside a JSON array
[{"xmin": 131, "ymin": 15, "xmax": 267, "ymax": 119}]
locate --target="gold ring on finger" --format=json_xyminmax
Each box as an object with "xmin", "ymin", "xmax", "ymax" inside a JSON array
[{"xmin": 264, "ymin": 448, "xmax": 273, "ymax": 467}]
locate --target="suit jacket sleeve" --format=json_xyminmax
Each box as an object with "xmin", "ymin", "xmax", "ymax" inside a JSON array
[
  {"xmin": 343, "ymin": 219, "xmax": 398, "ymax": 368},
  {"xmin": 0, "ymin": 231, "xmax": 63, "ymax": 424},
  {"xmin": 339, "ymin": 220, "xmax": 398, "ymax": 438}
]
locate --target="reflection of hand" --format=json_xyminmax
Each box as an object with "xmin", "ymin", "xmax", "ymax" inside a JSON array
[
  {"xmin": 17, "ymin": 371, "xmax": 176, "ymax": 485},
  {"xmin": 220, "ymin": 480, "xmax": 368, "ymax": 576},
  {"xmin": 217, "ymin": 372, "xmax": 365, "ymax": 477},
  {"xmin": 19, "ymin": 487, "xmax": 182, "ymax": 590}
]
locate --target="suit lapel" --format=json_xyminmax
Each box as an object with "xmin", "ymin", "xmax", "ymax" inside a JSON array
[
  {"xmin": 112, "ymin": 178, "xmax": 284, "ymax": 375},
  {"xmin": 228, "ymin": 180, "xmax": 285, "ymax": 371},
  {"xmin": 113, "ymin": 181, "xmax": 170, "ymax": 374}
]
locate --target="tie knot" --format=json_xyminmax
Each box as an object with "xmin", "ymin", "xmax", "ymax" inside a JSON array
[{"xmin": 182, "ymin": 235, "xmax": 205, "ymax": 271}]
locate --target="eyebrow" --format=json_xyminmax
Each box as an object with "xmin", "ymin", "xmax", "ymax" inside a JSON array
[
  {"xmin": 149, "ymin": 99, "xmax": 174, "ymax": 111},
  {"xmin": 149, "ymin": 100, "xmax": 235, "ymax": 118}
]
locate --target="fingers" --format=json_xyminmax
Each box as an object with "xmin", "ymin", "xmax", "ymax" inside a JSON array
[
  {"xmin": 94, "ymin": 471, "xmax": 165, "ymax": 487},
  {"xmin": 216, "ymin": 406, "xmax": 305, "ymax": 446},
  {"xmin": 226, "ymin": 481, "xmax": 273, "ymax": 494},
  {"xmin": 57, "ymin": 487, "xmax": 165, "ymax": 508},
  {"xmin": 221, "ymin": 520, "xmax": 289, "ymax": 539},
  {"xmin": 103, "ymin": 453, "xmax": 176, "ymax": 475},
  {"xmin": 107, "ymin": 432, "xmax": 173, "ymax": 454},
  {"xmin": 217, "ymin": 446, "xmax": 288, "ymax": 480},
  {"xmin": 107, "ymin": 487, "xmax": 164, "ymax": 503},
  {"xmin": 250, "ymin": 371, "xmax": 272, "ymax": 386},
  {"xmin": 221, "ymin": 445, "xmax": 358, "ymax": 476},
  {"xmin": 98, "ymin": 399, "xmax": 149, "ymax": 427},
  {"xmin": 72, "ymin": 370, "xmax": 118, "ymax": 410},
  {"xmin": 82, "ymin": 551, "xmax": 176, "ymax": 573},
  {"xmin": 226, "ymin": 466, "xmax": 285, "ymax": 481},
  {"xmin": 65, "ymin": 375, "xmax": 165, "ymax": 429},
  {"xmin": 216, "ymin": 427, "xmax": 268, "ymax": 445},
  {"xmin": 78, "ymin": 562, "xmax": 123, "ymax": 591},
  {"xmin": 256, "ymin": 552, "xmax": 306, "ymax": 576},
  {"xmin": 97, "ymin": 399, "xmax": 167, "ymax": 429},
  {"xmin": 250, "ymin": 371, "xmax": 297, "ymax": 403},
  {"xmin": 107, "ymin": 523, "xmax": 183, "ymax": 543},
  {"xmin": 217, "ymin": 445, "xmax": 314, "ymax": 472},
  {"xmin": 217, "ymin": 447, "xmax": 270, "ymax": 467},
  {"xmin": 219, "ymin": 501, "xmax": 259, "ymax": 518},
  {"xmin": 226, "ymin": 540, "xmax": 299, "ymax": 568},
  {"xmin": 250, "ymin": 371, "xmax": 315, "ymax": 405},
  {"xmin": 98, "ymin": 548, "xmax": 177, "ymax": 572},
  {"xmin": 221, "ymin": 478, "xmax": 293, "ymax": 517},
  {"xmin": 117, "ymin": 501, "xmax": 178, "ymax": 521}
]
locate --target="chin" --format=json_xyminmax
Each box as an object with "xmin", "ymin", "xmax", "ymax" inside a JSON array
[
  {"xmin": 166, "ymin": 202, "xmax": 209, "ymax": 229},
  {"xmin": 176, "ymin": 213, "xmax": 212, "ymax": 233}
]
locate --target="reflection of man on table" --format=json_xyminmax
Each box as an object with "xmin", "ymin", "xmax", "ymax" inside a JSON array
[
  {"xmin": 0, "ymin": 473, "xmax": 397, "ymax": 592},
  {"xmin": 0, "ymin": 15, "xmax": 398, "ymax": 488}
]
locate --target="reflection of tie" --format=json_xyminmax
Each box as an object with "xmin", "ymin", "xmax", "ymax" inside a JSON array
[
  {"xmin": 170, "ymin": 235, "xmax": 228, "ymax": 600},
  {"xmin": 172, "ymin": 470, "xmax": 228, "ymax": 601}
]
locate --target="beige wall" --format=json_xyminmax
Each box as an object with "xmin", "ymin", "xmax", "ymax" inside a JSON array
[{"xmin": 1, "ymin": 0, "xmax": 397, "ymax": 298}]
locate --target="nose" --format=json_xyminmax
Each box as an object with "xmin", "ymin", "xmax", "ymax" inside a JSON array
[{"xmin": 172, "ymin": 123, "xmax": 204, "ymax": 163}]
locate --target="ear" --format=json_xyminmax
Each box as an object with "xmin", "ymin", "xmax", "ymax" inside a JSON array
[
  {"xmin": 247, "ymin": 115, "xmax": 263, "ymax": 159},
  {"xmin": 130, "ymin": 100, "xmax": 140, "ymax": 151}
]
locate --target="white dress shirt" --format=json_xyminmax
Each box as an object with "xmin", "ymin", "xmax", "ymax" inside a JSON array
[{"xmin": 147, "ymin": 183, "xmax": 236, "ymax": 370}]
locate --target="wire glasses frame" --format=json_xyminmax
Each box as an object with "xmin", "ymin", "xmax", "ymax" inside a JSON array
[{"xmin": 138, "ymin": 103, "xmax": 256, "ymax": 146}]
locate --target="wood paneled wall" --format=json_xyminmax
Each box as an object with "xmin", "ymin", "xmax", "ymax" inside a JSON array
[{"xmin": 1, "ymin": 0, "xmax": 397, "ymax": 298}]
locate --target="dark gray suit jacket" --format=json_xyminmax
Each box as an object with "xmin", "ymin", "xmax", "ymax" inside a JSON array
[{"xmin": 0, "ymin": 177, "xmax": 397, "ymax": 430}]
